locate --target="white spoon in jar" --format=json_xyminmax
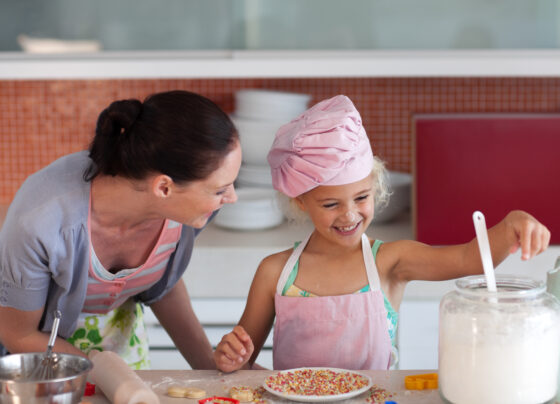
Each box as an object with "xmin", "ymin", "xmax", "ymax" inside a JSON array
[{"xmin": 472, "ymin": 211, "xmax": 497, "ymax": 292}]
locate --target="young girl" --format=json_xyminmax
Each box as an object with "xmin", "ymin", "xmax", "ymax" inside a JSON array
[{"xmin": 214, "ymin": 95, "xmax": 550, "ymax": 371}]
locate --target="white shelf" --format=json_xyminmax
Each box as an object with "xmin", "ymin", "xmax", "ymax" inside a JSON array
[{"xmin": 3, "ymin": 50, "xmax": 560, "ymax": 80}]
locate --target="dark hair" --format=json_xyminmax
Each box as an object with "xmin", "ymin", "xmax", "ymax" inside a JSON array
[{"xmin": 84, "ymin": 90, "xmax": 238, "ymax": 183}]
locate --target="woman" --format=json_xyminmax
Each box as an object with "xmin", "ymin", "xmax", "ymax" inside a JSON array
[{"xmin": 0, "ymin": 90, "xmax": 241, "ymax": 369}]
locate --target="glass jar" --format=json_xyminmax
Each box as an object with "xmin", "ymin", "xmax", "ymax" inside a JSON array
[{"xmin": 439, "ymin": 275, "xmax": 560, "ymax": 404}]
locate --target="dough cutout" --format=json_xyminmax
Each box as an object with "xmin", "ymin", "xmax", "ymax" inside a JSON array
[
  {"xmin": 167, "ymin": 386, "xmax": 207, "ymax": 398},
  {"xmin": 229, "ymin": 386, "xmax": 254, "ymax": 402}
]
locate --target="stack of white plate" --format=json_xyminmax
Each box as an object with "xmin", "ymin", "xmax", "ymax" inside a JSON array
[
  {"xmin": 214, "ymin": 188, "xmax": 284, "ymax": 231},
  {"xmin": 232, "ymin": 89, "xmax": 311, "ymax": 189},
  {"xmin": 224, "ymin": 89, "xmax": 310, "ymax": 230},
  {"xmin": 236, "ymin": 164, "xmax": 274, "ymax": 188},
  {"xmin": 230, "ymin": 116, "xmax": 282, "ymax": 167},
  {"xmin": 235, "ymin": 89, "xmax": 311, "ymax": 122}
]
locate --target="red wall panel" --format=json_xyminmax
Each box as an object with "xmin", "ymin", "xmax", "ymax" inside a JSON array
[{"xmin": 414, "ymin": 114, "xmax": 560, "ymax": 245}]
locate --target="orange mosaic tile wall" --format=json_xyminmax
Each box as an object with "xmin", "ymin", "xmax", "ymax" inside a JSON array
[{"xmin": 1, "ymin": 77, "xmax": 560, "ymax": 205}]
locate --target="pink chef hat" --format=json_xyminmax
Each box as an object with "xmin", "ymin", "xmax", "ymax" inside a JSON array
[{"xmin": 267, "ymin": 95, "xmax": 374, "ymax": 197}]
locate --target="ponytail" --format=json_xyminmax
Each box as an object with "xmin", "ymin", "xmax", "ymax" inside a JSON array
[
  {"xmin": 84, "ymin": 99, "xmax": 142, "ymax": 181},
  {"xmin": 84, "ymin": 90, "xmax": 237, "ymax": 183}
]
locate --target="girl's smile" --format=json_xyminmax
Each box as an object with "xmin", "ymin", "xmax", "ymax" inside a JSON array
[
  {"xmin": 333, "ymin": 220, "xmax": 362, "ymax": 235},
  {"xmin": 295, "ymin": 174, "xmax": 375, "ymax": 247}
]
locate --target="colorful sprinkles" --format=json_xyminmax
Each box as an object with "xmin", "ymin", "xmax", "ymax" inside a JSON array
[
  {"xmin": 198, "ymin": 397, "xmax": 239, "ymax": 404},
  {"xmin": 251, "ymin": 386, "xmax": 267, "ymax": 403},
  {"xmin": 265, "ymin": 368, "xmax": 370, "ymax": 397},
  {"xmin": 365, "ymin": 385, "xmax": 396, "ymax": 403}
]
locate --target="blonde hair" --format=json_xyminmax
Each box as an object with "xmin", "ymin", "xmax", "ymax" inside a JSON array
[{"xmin": 277, "ymin": 155, "xmax": 389, "ymax": 224}]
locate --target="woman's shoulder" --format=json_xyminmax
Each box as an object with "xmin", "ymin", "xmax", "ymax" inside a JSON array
[
  {"xmin": 12, "ymin": 152, "xmax": 90, "ymax": 210},
  {"xmin": 4, "ymin": 152, "xmax": 91, "ymax": 239},
  {"xmin": 24, "ymin": 151, "xmax": 90, "ymax": 186}
]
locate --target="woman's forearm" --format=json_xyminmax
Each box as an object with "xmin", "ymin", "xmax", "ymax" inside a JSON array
[
  {"xmin": 0, "ymin": 306, "xmax": 86, "ymax": 357},
  {"xmin": 150, "ymin": 280, "xmax": 215, "ymax": 369}
]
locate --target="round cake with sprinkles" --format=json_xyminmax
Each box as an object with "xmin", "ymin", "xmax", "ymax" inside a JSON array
[{"xmin": 264, "ymin": 368, "xmax": 371, "ymax": 397}]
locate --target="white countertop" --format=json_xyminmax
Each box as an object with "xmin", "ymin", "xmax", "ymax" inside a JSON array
[
  {"xmin": 3, "ymin": 49, "xmax": 560, "ymax": 80},
  {"xmin": 85, "ymin": 369, "xmax": 443, "ymax": 404}
]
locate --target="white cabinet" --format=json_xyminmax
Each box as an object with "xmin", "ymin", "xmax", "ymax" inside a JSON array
[
  {"xmin": 145, "ymin": 299, "xmax": 273, "ymax": 370},
  {"xmin": 397, "ymin": 299, "xmax": 440, "ymax": 370}
]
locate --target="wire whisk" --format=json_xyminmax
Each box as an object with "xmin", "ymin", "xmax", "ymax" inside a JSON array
[{"xmin": 30, "ymin": 310, "xmax": 61, "ymax": 380}]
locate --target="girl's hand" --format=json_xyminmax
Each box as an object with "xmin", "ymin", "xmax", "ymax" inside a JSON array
[
  {"xmin": 504, "ymin": 210, "xmax": 551, "ymax": 260},
  {"xmin": 213, "ymin": 325, "xmax": 254, "ymax": 373}
]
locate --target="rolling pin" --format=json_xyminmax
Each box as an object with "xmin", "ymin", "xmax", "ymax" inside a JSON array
[{"xmin": 88, "ymin": 350, "xmax": 160, "ymax": 404}]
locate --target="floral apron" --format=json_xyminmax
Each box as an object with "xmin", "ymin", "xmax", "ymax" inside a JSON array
[{"xmin": 68, "ymin": 299, "xmax": 150, "ymax": 370}]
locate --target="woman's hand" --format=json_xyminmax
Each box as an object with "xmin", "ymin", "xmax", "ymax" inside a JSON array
[
  {"xmin": 214, "ymin": 325, "xmax": 254, "ymax": 373},
  {"xmin": 503, "ymin": 210, "xmax": 551, "ymax": 260}
]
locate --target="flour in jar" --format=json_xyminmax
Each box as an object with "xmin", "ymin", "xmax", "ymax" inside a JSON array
[{"xmin": 439, "ymin": 308, "xmax": 560, "ymax": 404}]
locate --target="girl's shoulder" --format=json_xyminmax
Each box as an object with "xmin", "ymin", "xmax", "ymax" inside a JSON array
[
  {"xmin": 259, "ymin": 247, "xmax": 292, "ymax": 272},
  {"xmin": 372, "ymin": 238, "xmax": 411, "ymax": 275},
  {"xmin": 253, "ymin": 248, "xmax": 293, "ymax": 286},
  {"xmin": 374, "ymin": 238, "xmax": 414, "ymax": 254}
]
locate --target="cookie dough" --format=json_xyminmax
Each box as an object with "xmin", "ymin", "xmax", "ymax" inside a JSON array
[
  {"xmin": 229, "ymin": 386, "xmax": 254, "ymax": 402},
  {"xmin": 167, "ymin": 386, "xmax": 207, "ymax": 399}
]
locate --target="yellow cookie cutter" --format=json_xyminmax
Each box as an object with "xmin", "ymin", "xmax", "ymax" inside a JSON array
[{"xmin": 404, "ymin": 373, "xmax": 438, "ymax": 390}]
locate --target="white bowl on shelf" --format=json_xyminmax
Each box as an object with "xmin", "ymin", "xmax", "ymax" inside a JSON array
[
  {"xmin": 373, "ymin": 171, "xmax": 412, "ymax": 223},
  {"xmin": 236, "ymin": 164, "xmax": 273, "ymax": 188},
  {"xmin": 235, "ymin": 89, "xmax": 311, "ymax": 122},
  {"xmin": 17, "ymin": 34, "xmax": 101, "ymax": 53},
  {"xmin": 214, "ymin": 188, "xmax": 284, "ymax": 231},
  {"xmin": 231, "ymin": 115, "xmax": 283, "ymax": 166}
]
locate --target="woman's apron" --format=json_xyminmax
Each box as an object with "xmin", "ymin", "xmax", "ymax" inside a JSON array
[
  {"xmin": 68, "ymin": 299, "xmax": 150, "ymax": 370},
  {"xmin": 273, "ymin": 233, "xmax": 392, "ymax": 370}
]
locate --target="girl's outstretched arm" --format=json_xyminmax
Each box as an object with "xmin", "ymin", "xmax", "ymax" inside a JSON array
[
  {"xmin": 382, "ymin": 210, "xmax": 550, "ymax": 283},
  {"xmin": 214, "ymin": 251, "xmax": 286, "ymax": 372}
]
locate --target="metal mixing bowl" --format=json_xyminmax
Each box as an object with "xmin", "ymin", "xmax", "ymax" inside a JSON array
[{"xmin": 0, "ymin": 352, "xmax": 93, "ymax": 404}]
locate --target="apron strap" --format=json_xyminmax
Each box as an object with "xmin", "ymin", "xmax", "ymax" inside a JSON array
[
  {"xmin": 276, "ymin": 232, "xmax": 313, "ymax": 295},
  {"xmin": 276, "ymin": 232, "xmax": 382, "ymax": 294},
  {"xmin": 361, "ymin": 233, "xmax": 382, "ymax": 291}
]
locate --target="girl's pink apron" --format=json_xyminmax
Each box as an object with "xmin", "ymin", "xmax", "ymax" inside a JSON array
[{"xmin": 273, "ymin": 233, "xmax": 392, "ymax": 370}]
